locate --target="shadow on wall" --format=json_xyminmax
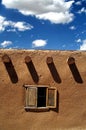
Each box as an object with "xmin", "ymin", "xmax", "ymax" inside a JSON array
[
  {"xmin": 25, "ymin": 56, "xmax": 39, "ymax": 83},
  {"xmin": 46, "ymin": 57, "xmax": 61, "ymax": 83},
  {"xmin": 67, "ymin": 57, "xmax": 83, "ymax": 83},
  {"xmin": 52, "ymin": 90, "xmax": 59, "ymax": 113},
  {"xmin": 2, "ymin": 54, "xmax": 18, "ymax": 84},
  {"xmin": 1, "ymin": 55, "xmax": 83, "ymax": 84}
]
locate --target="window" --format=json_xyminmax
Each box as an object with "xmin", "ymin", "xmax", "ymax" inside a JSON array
[{"xmin": 24, "ymin": 85, "xmax": 57, "ymax": 110}]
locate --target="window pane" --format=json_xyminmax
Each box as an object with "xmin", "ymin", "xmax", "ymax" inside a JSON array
[
  {"xmin": 27, "ymin": 87, "xmax": 37, "ymax": 107},
  {"xmin": 47, "ymin": 88, "xmax": 56, "ymax": 108}
]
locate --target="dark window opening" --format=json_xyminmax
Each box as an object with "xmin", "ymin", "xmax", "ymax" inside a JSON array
[{"xmin": 37, "ymin": 87, "xmax": 46, "ymax": 107}]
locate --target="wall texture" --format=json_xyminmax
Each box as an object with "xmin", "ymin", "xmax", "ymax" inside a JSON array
[{"xmin": 0, "ymin": 49, "xmax": 86, "ymax": 130}]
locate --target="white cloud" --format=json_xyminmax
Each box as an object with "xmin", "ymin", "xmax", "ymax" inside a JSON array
[
  {"xmin": 78, "ymin": 7, "xmax": 86, "ymax": 14},
  {"xmin": 0, "ymin": 15, "xmax": 33, "ymax": 32},
  {"xmin": 69, "ymin": 25, "xmax": 76, "ymax": 30},
  {"xmin": 13, "ymin": 22, "xmax": 33, "ymax": 31},
  {"xmin": 32, "ymin": 39, "xmax": 47, "ymax": 48},
  {"xmin": 76, "ymin": 39, "xmax": 82, "ymax": 43},
  {"xmin": 75, "ymin": 1, "xmax": 82, "ymax": 5},
  {"xmin": 2, "ymin": 0, "xmax": 74, "ymax": 24},
  {"xmin": 0, "ymin": 41, "xmax": 12, "ymax": 48},
  {"xmin": 0, "ymin": 16, "xmax": 6, "ymax": 32},
  {"xmin": 7, "ymin": 29, "xmax": 16, "ymax": 32},
  {"xmin": 80, "ymin": 40, "xmax": 86, "ymax": 50}
]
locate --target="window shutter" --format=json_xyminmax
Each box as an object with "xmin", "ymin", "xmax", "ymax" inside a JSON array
[
  {"xmin": 47, "ymin": 87, "xmax": 57, "ymax": 108},
  {"xmin": 25, "ymin": 87, "xmax": 37, "ymax": 108}
]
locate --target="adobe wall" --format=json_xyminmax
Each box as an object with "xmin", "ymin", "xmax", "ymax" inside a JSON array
[{"xmin": 0, "ymin": 49, "xmax": 86, "ymax": 130}]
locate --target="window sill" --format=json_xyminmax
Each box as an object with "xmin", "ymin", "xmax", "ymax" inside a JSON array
[{"xmin": 24, "ymin": 106, "xmax": 49, "ymax": 110}]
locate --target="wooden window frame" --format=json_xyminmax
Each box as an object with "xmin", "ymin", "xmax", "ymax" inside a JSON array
[{"xmin": 23, "ymin": 85, "xmax": 57, "ymax": 110}]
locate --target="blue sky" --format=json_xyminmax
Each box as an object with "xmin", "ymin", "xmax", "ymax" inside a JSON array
[{"xmin": 0, "ymin": 0, "xmax": 86, "ymax": 50}]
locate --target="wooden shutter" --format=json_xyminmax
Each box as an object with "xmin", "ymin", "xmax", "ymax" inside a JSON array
[
  {"xmin": 25, "ymin": 87, "xmax": 37, "ymax": 108},
  {"xmin": 47, "ymin": 87, "xmax": 57, "ymax": 108}
]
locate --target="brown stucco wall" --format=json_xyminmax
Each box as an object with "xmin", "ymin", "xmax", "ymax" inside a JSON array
[{"xmin": 0, "ymin": 49, "xmax": 86, "ymax": 130}]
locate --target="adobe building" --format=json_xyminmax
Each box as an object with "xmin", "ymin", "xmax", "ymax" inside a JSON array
[{"xmin": 0, "ymin": 49, "xmax": 86, "ymax": 130}]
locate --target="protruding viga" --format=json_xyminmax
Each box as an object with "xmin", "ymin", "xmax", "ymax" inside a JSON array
[
  {"xmin": 67, "ymin": 57, "xmax": 75, "ymax": 65},
  {"xmin": 46, "ymin": 57, "xmax": 53, "ymax": 64},
  {"xmin": 2, "ymin": 54, "xmax": 11, "ymax": 63},
  {"xmin": 25, "ymin": 56, "xmax": 32, "ymax": 63}
]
